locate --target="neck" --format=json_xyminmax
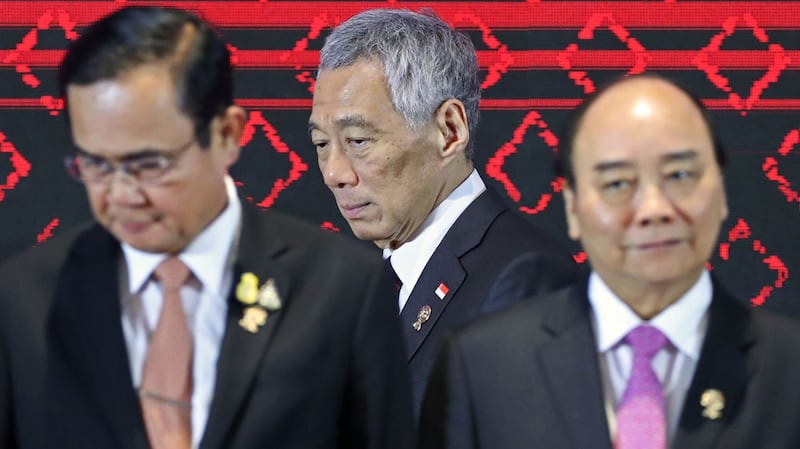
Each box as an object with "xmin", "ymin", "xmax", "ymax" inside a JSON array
[{"xmin": 603, "ymin": 270, "xmax": 704, "ymax": 320}]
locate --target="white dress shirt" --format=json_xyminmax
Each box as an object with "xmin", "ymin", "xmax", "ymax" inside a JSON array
[
  {"xmin": 383, "ymin": 169, "xmax": 486, "ymax": 311},
  {"xmin": 120, "ymin": 176, "xmax": 241, "ymax": 448},
  {"xmin": 588, "ymin": 270, "xmax": 712, "ymax": 446}
]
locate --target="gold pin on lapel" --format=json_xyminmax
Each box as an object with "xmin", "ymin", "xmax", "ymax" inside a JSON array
[
  {"xmin": 412, "ymin": 305, "xmax": 432, "ymax": 332},
  {"xmin": 238, "ymin": 306, "xmax": 268, "ymax": 334},
  {"xmin": 236, "ymin": 273, "xmax": 282, "ymax": 334},
  {"xmin": 257, "ymin": 278, "xmax": 282, "ymax": 310},
  {"xmin": 701, "ymin": 389, "xmax": 724, "ymax": 420}
]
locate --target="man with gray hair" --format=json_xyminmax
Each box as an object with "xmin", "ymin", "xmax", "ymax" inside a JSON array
[{"xmin": 309, "ymin": 8, "xmax": 579, "ymax": 415}]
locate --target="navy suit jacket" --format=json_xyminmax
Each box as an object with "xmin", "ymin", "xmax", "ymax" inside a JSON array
[
  {"xmin": 0, "ymin": 204, "xmax": 414, "ymax": 449},
  {"xmin": 402, "ymin": 188, "xmax": 579, "ymax": 415},
  {"xmin": 421, "ymin": 276, "xmax": 800, "ymax": 449}
]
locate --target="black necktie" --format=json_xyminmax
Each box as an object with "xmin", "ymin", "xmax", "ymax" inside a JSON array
[{"xmin": 386, "ymin": 257, "xmax": 402, "ymax": 294}]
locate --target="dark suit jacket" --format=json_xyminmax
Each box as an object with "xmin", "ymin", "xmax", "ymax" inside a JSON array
[
  {"xmin": 402, "ymin": 188, "xmax": 579, "ymax": 415},
  {"xmin": 0, "ymin": 204, "xmax": 414, "ymax": 449},
  {"xmin": 420, "ymin": 276, "xmax": 800, "ymax": 449}
]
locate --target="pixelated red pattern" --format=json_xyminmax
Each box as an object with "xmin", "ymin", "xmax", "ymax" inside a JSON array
[
  {"xmin": 0, "ymin": 132, "xmax": 31, "ymax": 202},
  {"xmin": 1, "ymin": 2, "xmax": 798, "ymax": 28},
  {"xmin": 2, "ymin": 98, "xmax": 800, "ymax": 112},
  {"xmin": 762, "ymin": 129, "xmax": 800, "ymax": 207},
  {"xmin": 485, "ymin": 110, "xmax": 563, "ymax": 215},
  {"xmin": 5, "ymin": 49, "xmax": 800, "ymax": 70},
  {"xmin": 718, "ymin": 219, "xmax": 789, "ymax": 306},
  {"xmin": 2, "ymin": 2, "xmax": 799, "ymax": 112},
  {"xmin": 238, "ymin": 111, "xmax": 309, "ymax": 209},
  {"xmin": 36, "ymin": 218, "xmax": 60, "ymax": 244}
]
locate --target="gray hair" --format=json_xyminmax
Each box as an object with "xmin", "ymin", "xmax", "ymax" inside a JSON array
[{"xmin": 319, "ymin": 8, "xmax": 481, "ymax": 158}]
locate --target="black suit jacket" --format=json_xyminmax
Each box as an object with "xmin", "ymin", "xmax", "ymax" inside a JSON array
[
  {"xmin": 402, "ymin": 188, "xmax": 579, "ymax": 415},
  {"xmin": 420, "ymin": 276, "xmax": 800, "ymax": 449},
  {"xmin": 0, "ymin": 204, "xmax": 414, "ymax": 449}
]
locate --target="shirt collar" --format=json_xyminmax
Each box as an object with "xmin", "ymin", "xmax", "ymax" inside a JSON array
[
  {"xmin": 588, "ymin": 270, "xmax": 712, "ymax": 359},
  {"xmin": 383, "ymin": 169, "xmax": 485, "ymax": 288},
  {"xmin": 122, "ymin": 175, "xmax": 242, "ymax": 298}
]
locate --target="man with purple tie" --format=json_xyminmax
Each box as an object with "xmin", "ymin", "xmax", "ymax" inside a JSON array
[{"xmin": 420, "ymin": 74, "xmax": 800, "ymax": 449}]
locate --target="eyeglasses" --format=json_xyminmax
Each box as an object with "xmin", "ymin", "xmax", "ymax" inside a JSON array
[{"xmin": 64, "ymin": 138, "xmax": 196, "ymax": 185}]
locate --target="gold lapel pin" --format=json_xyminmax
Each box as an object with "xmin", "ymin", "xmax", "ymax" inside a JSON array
[
  {"xmin": 257, "ymin": 278, "xmax": 282, "ymax": 310},
  {"xmin": 701, "ymin": 389, "xmax": 724, "ymax": 420},
  {"xmin": 412, "ymin": 305, "xmax": 432, "ymax": 332},
  {"xmin": 239, "ymin": 306, "xmax": 268, "ymax": 334},
  {"xmin": 236, "ymin": 273, "xmax": 282, "ymax": 333}
]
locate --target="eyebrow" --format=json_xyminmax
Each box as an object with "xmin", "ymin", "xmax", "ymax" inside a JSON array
[
  {"xmin": 308, "ymin": 115, "xmax": 381, "ymax": 135},
  {"xmin": 592, "ymin": 149, "xmax": 700, "ymax": 173},
  {"xmin": 593, "ymin": 160, "xmax": 632, "ymax": 173},
  {"xmin": 76, "ymin": 147, "xmax": 170, "ymax": 162},
  {"xmin": 660, "ymin": 149, "xmax": 698, "ymax": 163}
]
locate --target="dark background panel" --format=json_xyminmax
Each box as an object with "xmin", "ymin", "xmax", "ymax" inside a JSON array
[{"xmin": 0, "ymin": 1, "xmax": 797, "ymax": 317}]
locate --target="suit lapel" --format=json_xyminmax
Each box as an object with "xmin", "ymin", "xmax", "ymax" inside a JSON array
[
  {"xmin": 536, "ymin": 282, "xmax": 613, "ymax": 449},
  {"xmin": 672, "ymin": 285, "xmax": 753, "ymax": 449},
  {"xmin": 400, "ymin": 189, "xmax": 505, "ymax": 361},
  {"xmin": 200, "ymin": 206, "xmax": 293, "ymax": 449},
  {"xmin": 49, "ymin": 226, "xmax": 149, "ymax": 449},
  {"xmin": 400, "ymin": 253, "xmax": 465, "ymax": 360}
]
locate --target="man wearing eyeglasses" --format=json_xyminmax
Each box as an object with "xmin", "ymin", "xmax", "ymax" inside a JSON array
[{"xmin": 0, "ymin": 6, "xmax": 413, "ymax": 449}]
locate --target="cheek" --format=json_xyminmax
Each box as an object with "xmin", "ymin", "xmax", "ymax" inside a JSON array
[
  {"xmin": 85, "ymin": 187, "xmax": 107, "ymax": 214},
  {"xmin": 683, "ymin": 184, "xmax": 727, "ymax": 228},
  {"xmin": 577, "ymin": 197, "xmax": 624, "ymax": 237}
]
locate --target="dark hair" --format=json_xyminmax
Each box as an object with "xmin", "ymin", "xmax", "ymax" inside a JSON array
[
  {"xmin": 555, "ymin": 73, "xmax": 727, "ymax": 186},
  {"xmin": 58, "ymin": 6, "xmax": 233, "ymax": 147}
]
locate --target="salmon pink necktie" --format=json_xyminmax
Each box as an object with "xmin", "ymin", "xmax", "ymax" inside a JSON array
[{"xmin": 139, "ymin": 257, "xmax": 193, "ymax": 449}]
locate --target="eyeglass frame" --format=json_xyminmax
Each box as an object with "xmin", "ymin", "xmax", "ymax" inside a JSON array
[{"xmin": 64, "ymin": 137, "xmax": 198, "ymax": 186}]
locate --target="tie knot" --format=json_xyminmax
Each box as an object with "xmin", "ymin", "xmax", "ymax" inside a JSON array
[
  {"xmin": 153, "ymin": 257, "xmax": 191, "ymax": 291},
  {"xmin": 625, "ymin": 325, "xmax": 667, "ymax": 360}
]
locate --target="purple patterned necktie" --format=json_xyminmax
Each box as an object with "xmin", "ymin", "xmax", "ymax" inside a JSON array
[{"xmin": 615, "ymin": 325, "xmax": 668, "ymax": 449}]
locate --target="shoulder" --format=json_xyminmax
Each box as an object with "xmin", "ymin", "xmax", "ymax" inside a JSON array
[
  {"xmin": 0, "ymin": 222, "xmax": 101, "ymax": 285},
  {"xmin": 710, "ymin": 284, "xmax": 800, "ymax": 373},
  {"xmin": 748, "ymin": 305, "xmax": 800, "ymax": 350},
  {"xmin": 0, "ymin": 222, "xmax": 108, "ymax": 328},
  {"xmin": 712, "ymin": 284, "xmax": 800, "ymax": 343},
  {"xmin": 453, "ymin": 282, "xmax": 582, "ymax": 353},
  {"xmin": 482, "ymin": 190, "xmax": 573, "ymax": 254},
  {"xmin": 242, "ymin": 206, "xmax": 384, "ymax": 280},
  {"xmin": 247, "ymin": 206, "xmax": 377, "ymax": 256}
]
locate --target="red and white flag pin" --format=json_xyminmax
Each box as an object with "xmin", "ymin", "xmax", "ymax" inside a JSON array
[{"xmin": 435, "ymin": 282, "xmax": 449, "ymax": 300}]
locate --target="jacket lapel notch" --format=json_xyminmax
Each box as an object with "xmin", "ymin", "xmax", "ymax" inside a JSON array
[
  {"xmin": 51, "ymin": 229, "xmax": 148, "ymax": 448},
  {"xmin": 199, "ymin": 249, "xmax": 293, "ymax": 449},
  {"xmin": 400, "ymin": 255, "xmax": 466, "ymax": 361},
  {"xmin": 672, "ymin": 288, "xmax": 752, "ymax": 449},
  {"xmin": 538, "ymin": 287, "xmax": 612, "ymax": 449}
]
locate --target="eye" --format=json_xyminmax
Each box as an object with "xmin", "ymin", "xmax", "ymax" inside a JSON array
[
  {"xmin": 78, "ymin": 153, "xmax": 108, "ymax": 169},
  {"xmin": 313, "ymin": 140, "xmax": 329, "ymax": 153},
  {"xmin": 128, "ymin": 156, "xmax": 170, "ymax": 179},
  {"xmin": 602, "ymin": 179, "xmax": 631, "ymax": 191},
  {"xmin": 666, "ymin": 169, "xmax": 695, "ymax": 181},
  {"xmin": 76, "ymin": 154, "xmax": 114, "ymax": 178},
  {"xmin": 346, "ymin": 137, "xmax": 370, "ymax": 148},
  {"xmin": 134, "ymin": 156, "xmax": 168, "ymax": 170}
]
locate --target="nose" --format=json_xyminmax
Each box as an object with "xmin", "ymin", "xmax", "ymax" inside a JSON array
[
  {"xmin": 105, "ymin": 171, "xmax": 146, "ymax": 205},
  {"xmin": 320, "ymin": 147, "xmax": 357, "ymax": 188},
  {"xmin": 633, "ymin": 183, "xmax": 675, "ymax": 226}
]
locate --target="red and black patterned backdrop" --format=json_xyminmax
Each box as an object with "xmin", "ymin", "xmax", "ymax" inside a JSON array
[{"xmin": 0, "ymin": 1, "xmax": 798, "ymax": 317}]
